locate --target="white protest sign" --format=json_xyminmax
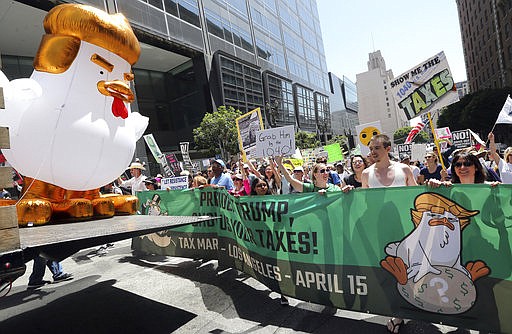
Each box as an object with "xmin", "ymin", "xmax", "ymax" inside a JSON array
[
  {"xmin": 160, "ymin": 176, "xmax": 188, "ymax": 190},
  {"xmin": 411, "ymin": 143, "xmax": 427, "ymax": 162},
  {"xmin": 390, "ymin": 51, "xmax": 459, "ymax": 119},
  {"xmin": 254, "ymin": 125, "xmax": 295, "ymax": 158},
  {"xmin": 355, "ymin": 121, "xmax": 382, "ymax": 156},
  {"xmin": 435, "ymin": 127, "xmax": 452, "ymax": 140}
]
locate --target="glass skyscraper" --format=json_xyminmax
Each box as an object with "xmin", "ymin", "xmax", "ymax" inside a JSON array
[{"xmin": 0, "ymin": 0, "xmax": 332, "ymax": 165}]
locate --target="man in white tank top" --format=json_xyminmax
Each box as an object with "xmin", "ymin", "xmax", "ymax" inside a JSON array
[
  {"xmin": 362, "ymin": 134, "xmax": 416, "ymax": 188},
  {"xmin": 360, "ymin": 134, "xmax": 416, "ymax": 332}
]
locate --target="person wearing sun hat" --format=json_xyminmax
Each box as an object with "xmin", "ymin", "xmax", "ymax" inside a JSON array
[{"xmin": 117, "ymin": 161, "xmax": 147, "ymax": 195}]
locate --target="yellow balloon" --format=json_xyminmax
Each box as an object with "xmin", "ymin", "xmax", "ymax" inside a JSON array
[{"xmin": 359, "ymin": 126, "xmax": 381, "ymax": 146}]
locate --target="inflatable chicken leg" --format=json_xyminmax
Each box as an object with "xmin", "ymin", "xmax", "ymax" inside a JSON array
[{"xmin": 0, "ymin": 4, "xmax": 148, "ymax": 225}]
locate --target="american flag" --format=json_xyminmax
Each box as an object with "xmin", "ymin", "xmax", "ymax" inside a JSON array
[{"xmin": 405, "ymin": 122, "xmax": 425, "ymax": 144}]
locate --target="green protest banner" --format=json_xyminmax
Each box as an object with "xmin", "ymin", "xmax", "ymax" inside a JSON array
[{"xmin": 133, "ymin": 185, "xmax": 512, "ymax": 333}]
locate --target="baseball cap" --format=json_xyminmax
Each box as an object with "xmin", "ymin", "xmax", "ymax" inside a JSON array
[
  {"xmin": 293, "ymin": 166, "xmax": 304, "ymax": 172},
  {"xmin": 400, "ymin": 154, "xmax": 410, "ymax": 161},
  {"xmin": 213, "ymin": 159, "xmax": 226, "ymax": 168}
]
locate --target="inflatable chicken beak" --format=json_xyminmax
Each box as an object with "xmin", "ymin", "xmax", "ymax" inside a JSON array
[{"xmin": 97, "ymin": 79, "xmax": 134, "ymax": 119}]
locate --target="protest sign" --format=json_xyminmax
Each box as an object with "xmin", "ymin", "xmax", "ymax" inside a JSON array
[
  {"xmin": 236, "ymin": 108, "xmax": 264, "ymax": 158},
  {"xmin": 323, "ymin": 143, "xmax": 343, "ymax": 163},
  {"xmin": 397, "ymin": 143, "xmax": 412, "ymax": 160},
  {"xmin": 355, "ymin": 121, "xmax": 382, "ymax": 156},
  {"xmin": 160, "ymin": 176, "xmax": 188, "ymax": 190},
  {"xmin": 411, "ymin": 143, "xmax": 427, "ymax": 162},
  {"xmin": 165, "ymin": 153, "xmax": 182, "ymax": 175},
  {"xmin": 135, "ymin": 186, "xmax": 512, "ymax": 333},
  {"xmin": 452, "ymin": 129, "xmax": 472, "ymax": 149},
  {"xmin": 435, "ymin": 127, "xmax": 452, "ymax": 140},
  {"xmin": 390, "ymin": 52, "xmax": 459, "ymax": 119},
  {"xmin": 254, "ymin": 125, "xmax": 295, "ymax": 158},
  {"xmin": 143, "ymin": 134, "xmax": 173, "ymax": 177}
]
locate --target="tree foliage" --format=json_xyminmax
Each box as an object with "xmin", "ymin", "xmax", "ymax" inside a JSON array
[
  {"xmin": 327, "ymin": 134, "xmax": 348, "ymax": 147},
  {"xmin": 393, "ymin": 126, "xmax": 429, "ymax": 144},
  {"xmin": 295, "ymin": 130, "xmax": 319, "ymax": 149},
  {"xmin": 193, "ymin": 105, "xmax": 242, "ymax": 158},
  {"xmin": 438, "ymin": 88, "xmax": 511, "ymax": 135}
]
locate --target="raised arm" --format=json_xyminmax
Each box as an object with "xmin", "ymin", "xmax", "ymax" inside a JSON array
[
  {"xmin": 488, "ymin": 132, "xmax": 501, "ymax": 166},
  {"xmin": 275, "ymin": 156, "xmax": 303, "ymax": 192},
  {"xmin": 245, "ymin": 158, "xmax": 263, "ymax": 179},
  {"xmin": 268, "ymin": 157, "xmax": 282, "ymax": 185}
]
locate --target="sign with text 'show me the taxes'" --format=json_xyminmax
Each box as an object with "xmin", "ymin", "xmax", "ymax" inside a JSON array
[
  {"xmin": 254, "ymin": 125, "xmax": 295, "ymax": 158},
  {"xmin": 390, "ymin": 51, "xmax": 459, "ymax": 120}
]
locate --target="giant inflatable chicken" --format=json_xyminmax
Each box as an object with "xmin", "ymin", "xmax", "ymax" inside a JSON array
[{"xmin": 0, "ymin": 4, "xmax": 148, "ymax": 224}]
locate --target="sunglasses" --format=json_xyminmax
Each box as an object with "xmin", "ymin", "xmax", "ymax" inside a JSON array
[
  {"xmin": 317, "ymin": 169, "xmax": 328, "ymax": 174},
  {"xmin": 256, "ymin": 183, "xmax": 267, "ymax": 188},
  {"xmin": 454, "ymin": 161, "xmax": 474, "ymax": 168}
]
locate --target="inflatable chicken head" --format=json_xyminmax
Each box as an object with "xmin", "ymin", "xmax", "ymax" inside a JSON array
[{"xmin": 1, "ymin": 4, "xmax": 148, "ymax": 190}]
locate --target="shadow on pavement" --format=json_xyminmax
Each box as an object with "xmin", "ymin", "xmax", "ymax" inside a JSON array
[
  {"xmin": 122, "ymin": 255, "xmax": 401, "ymax": 333},
  {"xmin": 1, "ymin": 279, "xmax": 196, "ymax": 334}
]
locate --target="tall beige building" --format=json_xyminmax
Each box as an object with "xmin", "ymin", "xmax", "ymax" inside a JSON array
[{"xmin": 356, "ymin": 51, "xmax": 407, "ymax": 140}]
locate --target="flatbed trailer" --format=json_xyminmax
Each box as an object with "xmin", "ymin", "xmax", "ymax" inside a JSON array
[{"xmin": 0, "ymin": 215, "xmax": 215, "ymax": 292}]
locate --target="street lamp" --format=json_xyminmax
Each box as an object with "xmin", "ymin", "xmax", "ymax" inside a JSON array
[{"xmin": 265, "ymin": 99, "xmax": 280, "ymax": 128}]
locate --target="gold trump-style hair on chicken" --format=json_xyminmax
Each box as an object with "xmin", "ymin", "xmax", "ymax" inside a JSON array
[
  {"xmin": 410, "ymin": 193, "xmax": 479, "ymax": 230},
  {"xmin": 34, "ymin": 4, "xmax": 140, "ymax": 74}
]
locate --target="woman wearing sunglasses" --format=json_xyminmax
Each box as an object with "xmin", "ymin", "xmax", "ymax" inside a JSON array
[
  {"xmin": 427, "ymin": 150, "xmax": 500, "ymax": 187},
  {"xmin": 275, "ymin": 156, "xmax": 341, "ymax": 193}
]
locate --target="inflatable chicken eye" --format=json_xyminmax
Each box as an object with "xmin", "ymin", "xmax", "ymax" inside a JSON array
[{"xmin": 0, "ymin": 4, "xmax": 148, "ymax": 190}]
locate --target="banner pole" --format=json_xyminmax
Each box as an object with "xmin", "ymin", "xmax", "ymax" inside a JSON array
[{"xmin": 427, "ymin": 111, "xmax": 446, "ymax": 170}]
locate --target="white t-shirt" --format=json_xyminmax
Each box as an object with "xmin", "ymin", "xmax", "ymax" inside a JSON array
[
  {"xmin": 498, "ymin": 158, "xmax": 512, "ymax": 184},
  {"xmin": 121, "ymin": 174, "xmax": 147, "ymax": 195}
]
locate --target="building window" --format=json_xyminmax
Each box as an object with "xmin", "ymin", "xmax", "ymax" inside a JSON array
[
  {"xmin": 163, "ymin": 0, "xmax": 178, "ymax": 16},
  {"xmin": 178, "ymin": 0, "xmax": 200, "ymax": 27},
  {"xmin": 219, "ymin": 55, "xmax": 264, "ymax": 113},
  {"xmin": 265, "ymin": 73, "xmax": 295, "ymax": 126},
  {"xmin": 294, "ymin": 85, "xmax": 315, "ymax": 131}
]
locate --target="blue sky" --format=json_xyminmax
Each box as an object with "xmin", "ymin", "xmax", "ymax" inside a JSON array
[{"xmin": 316, "ymin": 0, "xmax": 466, "ymax": 83}]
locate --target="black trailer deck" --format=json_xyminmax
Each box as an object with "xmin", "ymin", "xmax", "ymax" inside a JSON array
[
  {"xmin": 18, "ymin": 215, "xmax": 217, "ymax": 262},
  {"xmin": 0, "ymin": 215, "xmax": 217, "ymax": 292}
]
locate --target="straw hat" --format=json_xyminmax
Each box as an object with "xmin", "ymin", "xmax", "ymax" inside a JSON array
[{"xmin": 127, "ymin": 162, "xmax": 145, "ymax": 170}]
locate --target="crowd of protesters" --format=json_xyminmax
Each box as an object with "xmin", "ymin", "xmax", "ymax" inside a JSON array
[
  {"xmin": 103, "ymin": 133, "xmax": 511, "ymax": 332},
  {"xmin": 135, "ymin": 133, "xmax": 508, "ymax": 200}
]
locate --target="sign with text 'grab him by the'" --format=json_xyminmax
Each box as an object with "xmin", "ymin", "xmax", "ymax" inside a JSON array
[
  {"xmin": 390, "ymin": 51, "xmax": 459, "ymax": 120},
  {"xmin": 254, "ymin": 125, "xmax": 296, "ymax": 158}
]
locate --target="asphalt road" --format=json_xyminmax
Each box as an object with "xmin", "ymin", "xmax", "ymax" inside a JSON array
[{"xmin": 0, "ymin": 240, "xmax": 475, "ymax": 334}]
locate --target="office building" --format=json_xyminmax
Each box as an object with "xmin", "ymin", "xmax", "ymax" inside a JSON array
[
  {"xmin": 0, "ymin": 0, "xmax": 332, "ymax": 168},
  {"xmin": 356, "ymin": 50, "xmax": 407, "ymax": 141},
  {"xmin": 455, "ymin": 81, "xmax": 470, "ymax": 99},
  {"xmin": 456, "ymin": 0, "xmax": 512, "ymax": 91},
  {"xmin": 328, "ymin": 73, "xmax": 359, "ymax": 148}
]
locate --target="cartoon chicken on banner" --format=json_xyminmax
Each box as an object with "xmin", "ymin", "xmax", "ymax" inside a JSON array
[
  {"xmin": 0, "ymin": 4, "xmax": 148, "ymax": 224},
  {"xmin": 381, "ymin": 193, "xmax": 490, "ymax": 314}
]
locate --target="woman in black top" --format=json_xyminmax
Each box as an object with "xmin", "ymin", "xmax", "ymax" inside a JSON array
[{"xmin": 342, "ymin": 155, "xmax": 368, "ymax": 188}]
